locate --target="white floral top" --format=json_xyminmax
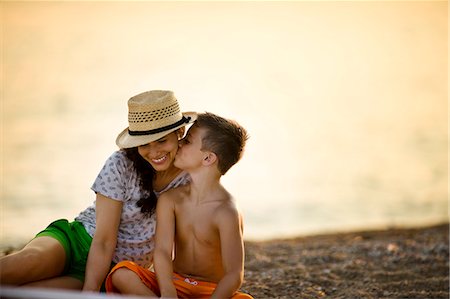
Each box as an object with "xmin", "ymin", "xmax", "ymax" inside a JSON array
[{"xmin": 75, "ymin": 150, "xmax": 190, "ymax": 268}]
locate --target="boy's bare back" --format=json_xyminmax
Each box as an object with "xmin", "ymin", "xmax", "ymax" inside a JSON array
[{"xmin": 158, "ymin": 183, "xmax": 244, "ymax": 283}]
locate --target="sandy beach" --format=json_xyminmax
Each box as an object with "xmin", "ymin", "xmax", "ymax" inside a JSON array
[
  {"xmin": 1, "ymin": 223, "xmax": 448, "ymax": 298},
  {"xmin": 241, "ymin": 223, "xmax": 449, "ymax": 298}
]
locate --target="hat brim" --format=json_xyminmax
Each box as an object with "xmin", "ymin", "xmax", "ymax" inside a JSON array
[{"xmin": 116, "ymin": 112, "xmax": 197, "ymax": 149}]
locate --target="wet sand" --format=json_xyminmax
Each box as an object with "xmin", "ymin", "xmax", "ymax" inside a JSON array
[{"xmin": 241, "ymin": 223, "xmax": 449, "ymax": 298}]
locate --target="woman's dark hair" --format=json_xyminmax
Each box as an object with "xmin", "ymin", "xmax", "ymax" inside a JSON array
[{"xmin": 123, "ymin": 147, "xmax": 157, "ymax": 217}]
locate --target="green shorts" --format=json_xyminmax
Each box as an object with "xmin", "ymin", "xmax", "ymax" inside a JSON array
[{"xmin": 35, "ymin": 219, "xmax": 93, "ymax": 282}]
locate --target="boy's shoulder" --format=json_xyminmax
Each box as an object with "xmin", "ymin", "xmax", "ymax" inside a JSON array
[
  {"xmin": 213, "ymin": 195, "xmax": 244, "ymax": 238},
  {"xmin": 159, "ymin": 183, "xmax": 190, "ymax": 202},
  {"xmin": 213, "ymin": 193, "xmax": 242, "ymax": 221}
]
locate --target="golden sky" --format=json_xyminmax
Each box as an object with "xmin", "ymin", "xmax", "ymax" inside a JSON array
[{"xmin": 1, "ymin": 1, "xmax": 448, "ymax": 240}]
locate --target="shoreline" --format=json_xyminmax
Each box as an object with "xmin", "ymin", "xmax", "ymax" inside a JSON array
[
  {"xmin": 2, "ymin": 223, "xmax": 448, "ymax": 298},
  {"xmin": 2, "ymin": 222, "xmax": 446, "ymax": 253}
]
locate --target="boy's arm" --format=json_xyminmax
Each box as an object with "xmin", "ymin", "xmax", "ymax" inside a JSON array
[
  {"xmin": 211, "ymin": 208, "xmax": 245, "ymax": 299},
  {"xmin": 154, "ymin": 193, "xmax": 178, "ymax": 298}
]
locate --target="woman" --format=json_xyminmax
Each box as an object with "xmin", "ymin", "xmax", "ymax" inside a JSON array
[{"xmin": 0, "ymin": 90, "xmax": 197, "ymax": 291}]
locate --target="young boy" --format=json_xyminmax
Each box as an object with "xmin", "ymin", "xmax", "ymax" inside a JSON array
[{"xmin": 105, "ymin": 112, "xmax": 252, "ymax": 299}]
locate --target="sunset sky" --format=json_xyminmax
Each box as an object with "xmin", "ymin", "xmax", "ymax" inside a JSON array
[{"xmin": 1, "ymin": 1, "xmax": 447, "ymax": 242}]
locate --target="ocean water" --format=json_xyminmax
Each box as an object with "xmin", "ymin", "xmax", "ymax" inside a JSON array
[{"xmin": 1, "ymin": 1, "xmax": 448, "ymax": 248}]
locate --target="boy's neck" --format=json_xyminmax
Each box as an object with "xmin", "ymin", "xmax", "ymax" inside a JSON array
[{"xmin": 187, "ymin": 168, "xmax": 223, "ymax": 201}]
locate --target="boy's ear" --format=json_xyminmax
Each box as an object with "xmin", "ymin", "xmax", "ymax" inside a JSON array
[
  {"xmin": 202, "ymin": 152, "xmax": 217, "ymax": 166},
  {"xmin": 177, "ymin": 127, "xmax": 185, "ymax": 139}
]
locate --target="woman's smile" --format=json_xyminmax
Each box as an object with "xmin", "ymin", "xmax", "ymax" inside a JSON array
[
  {"xmin": 137, "ymin": 131, "xmax": 181, "ymax": 171},
  {"xmin": 151, "ymin": 154, "xmax": 168, "ymax": 165}
]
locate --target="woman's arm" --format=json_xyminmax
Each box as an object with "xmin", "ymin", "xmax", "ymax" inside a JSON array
[
  {"xmin": 82, "ymin": 193, "xmax": 122, "ymax": 292},
  {"xmin": 154, "ymin": 193, "xmax": 177, "ymax": 298}
]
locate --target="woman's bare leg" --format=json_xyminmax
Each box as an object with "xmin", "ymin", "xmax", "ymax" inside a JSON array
[
  {"xmin": 0, "ymin": 236, "xmax": 66, "ymax": 285},
  {"xmin": 23, "ymin": 276, "xmax": 83, "ymax": 290}
]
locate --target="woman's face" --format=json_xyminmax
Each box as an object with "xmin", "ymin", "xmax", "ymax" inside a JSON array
[{"xmin": 138, "ymin": 131, "xmax": 180, "ymax": 172}]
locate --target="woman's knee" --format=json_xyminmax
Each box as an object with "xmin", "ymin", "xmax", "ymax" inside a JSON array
[
  {"xmin": 0, "ymin": 242, "xmax": 66, "ymax": 285},
  {"xmin": 0, "ymin": 248, "xmax": 44, "ymax": 284}
]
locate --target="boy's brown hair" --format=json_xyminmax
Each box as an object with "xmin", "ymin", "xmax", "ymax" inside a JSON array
[{"xmin": 195, "ymin": 112, "xmax": 249, "ymax": 175}]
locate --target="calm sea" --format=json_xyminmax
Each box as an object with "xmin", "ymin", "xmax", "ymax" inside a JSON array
[{"xmin": 1, "ymin": 1, "xmax": 448, "ymax": 249}]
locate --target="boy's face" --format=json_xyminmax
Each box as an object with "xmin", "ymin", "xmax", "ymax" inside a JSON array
[{"xmin": 175, "ymin": 125, "xmax": 207, "ymax": 171}]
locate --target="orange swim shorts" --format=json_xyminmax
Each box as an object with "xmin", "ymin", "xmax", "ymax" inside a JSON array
[{"xmin": 106, "ymin": 261, "xmax": 253, "ymax": 299}]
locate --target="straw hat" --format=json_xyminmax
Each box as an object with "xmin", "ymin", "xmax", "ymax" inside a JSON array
[{"xmin": 116, "ymin": 90, "xmax": 197, "ymax": 148}]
